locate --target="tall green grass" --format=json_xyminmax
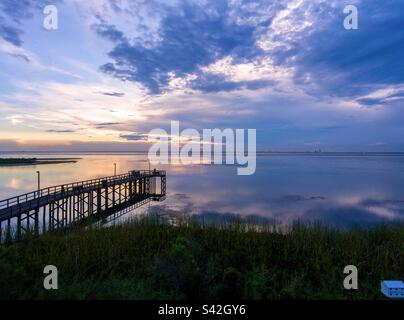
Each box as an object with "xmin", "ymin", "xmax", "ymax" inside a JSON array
[{"xmin": 0, "ymin": 216, "xmax": 403, "ymax": 300}]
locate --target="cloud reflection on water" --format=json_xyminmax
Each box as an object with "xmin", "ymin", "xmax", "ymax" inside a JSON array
[{"xmin": 0, "ymin": 153, "xmax": 403, "ymax": 228}]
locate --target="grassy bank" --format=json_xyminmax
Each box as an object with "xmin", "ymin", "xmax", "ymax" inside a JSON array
[{"xmin": 0, "ymin": 217, "xmax": 403, "ymax": 300}]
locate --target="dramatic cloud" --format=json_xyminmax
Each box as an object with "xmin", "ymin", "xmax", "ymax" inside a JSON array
[
  {"xmin": 98, "ymin": 0, "xmax": 279, "ymax": 94},
  {"xmin": 0, "ymin": 0, "xmax": 62, "ymax": 46},
  {"xmin": 0, "ymin": 23, "xmax": 23, "ymax": 47},
  {"xmin": 188, "ymin": 73, "xmax": 274, "ymax": 93},
  {"xmin": 357, "ymin": 90, "xmax": 404, "ymax": 106},
  {"xmin": 92, "ymin": 22, "xmax": 127, "ymax": 43},
  {"xmin": 94, "ymin": 0, "xmax": 404, "ymax": 100},
  {"xmin": 265, "ymin": 0, "xmax": 404, "ymax": 99},
  {"xmin": 1, "ymin": 0, "xmax": 404, "ymax": 151}
]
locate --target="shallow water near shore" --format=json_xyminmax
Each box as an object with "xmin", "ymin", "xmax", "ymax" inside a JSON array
[{"xmin": 1, "ymin": 152, "xmax": 404, "ymax": 228}]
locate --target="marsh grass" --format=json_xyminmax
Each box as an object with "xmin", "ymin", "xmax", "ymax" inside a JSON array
[{"xmin": 0, "ymin": 216, "xmax": 402, "ymax": 300}]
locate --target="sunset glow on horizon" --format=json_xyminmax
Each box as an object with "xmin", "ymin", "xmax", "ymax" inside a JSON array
[{"xmin": 1, "ymin": 0, "xmax": 404, "ymax": 152}]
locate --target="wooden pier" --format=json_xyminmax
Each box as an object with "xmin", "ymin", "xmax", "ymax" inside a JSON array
[{"xmin": 0, "ymin": 170, "xmax": 166, "ymax": 241}]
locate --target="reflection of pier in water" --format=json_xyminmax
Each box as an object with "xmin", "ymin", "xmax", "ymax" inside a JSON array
[{"xmin": 0, "ymin": 170, "xmax": 166, "ymax": 242}]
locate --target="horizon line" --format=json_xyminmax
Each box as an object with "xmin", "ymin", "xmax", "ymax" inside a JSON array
[{"xmin": 1, "ymin": 150, "xmax": 404, "ymax": 154}]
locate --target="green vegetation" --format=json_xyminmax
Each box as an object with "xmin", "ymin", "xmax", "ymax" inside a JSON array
[
  {"xmin": 0, "ymin": 158, "xmax": 38, "ymax": 164},
  {"xmin": 0, "ymin": 158, "xmax": 79, "ymax": 166},
  {"xmin": 0, "ymin": 217, "xmax": 403, "ymax": 300}
]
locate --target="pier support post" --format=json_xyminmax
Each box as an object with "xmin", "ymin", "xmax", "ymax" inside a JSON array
[
  {"xmin": 34, "ymin": 209, "xmax": 39, "ymax": 235},
  {"xmin": 97, "ymin": 189, "xmax": 102, "ymax": 213},
  {"xmin": 129, "ymin": 181, "xmax": 133, "ymax": 197},
  {"xmin": 17, "ymin": 214, "xmax": 21, "ymax": 239},
  {"xmin": 105, "ymin": 187, "xmax": 109, "ymax": 209},
  {"xmin": 0, "ymin": 170, "xmax": 166, "ymax": 241},
  {"xmin": 112, "ymin": 185, "xmax": 116, "ymax": 207}
]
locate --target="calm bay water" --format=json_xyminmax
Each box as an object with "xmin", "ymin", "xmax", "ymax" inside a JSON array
[{"xmin": 1, "ymin": 153, "xmax": 404, "ymax": 227}]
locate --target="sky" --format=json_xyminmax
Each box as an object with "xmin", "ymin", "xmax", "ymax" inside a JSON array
[{"xmin": 0, "ymin": 0, "xmax": 404, "ymax": 152}]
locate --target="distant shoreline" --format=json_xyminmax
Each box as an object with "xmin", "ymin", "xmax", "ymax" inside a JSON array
[
  {"xmin": 1, "ymin": 151, "xmax": 404, "ymax": 156},
  {"xmin": 0, "ymin": 158, "xmax": 81, "ymax": 167}
]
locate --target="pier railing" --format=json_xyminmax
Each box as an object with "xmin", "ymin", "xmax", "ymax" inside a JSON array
[
  {"xmin": 0, "ymin": 170, "xmax": 165, "ymax": 211},
  {"xmin": 0, "ymin": 169, "xmax": 167, "ymax": 241}
]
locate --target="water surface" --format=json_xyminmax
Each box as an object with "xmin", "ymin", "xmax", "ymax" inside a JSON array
[{"xmin": 1, "ymin": 153, "xmax": 404, "ymax": 227}]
